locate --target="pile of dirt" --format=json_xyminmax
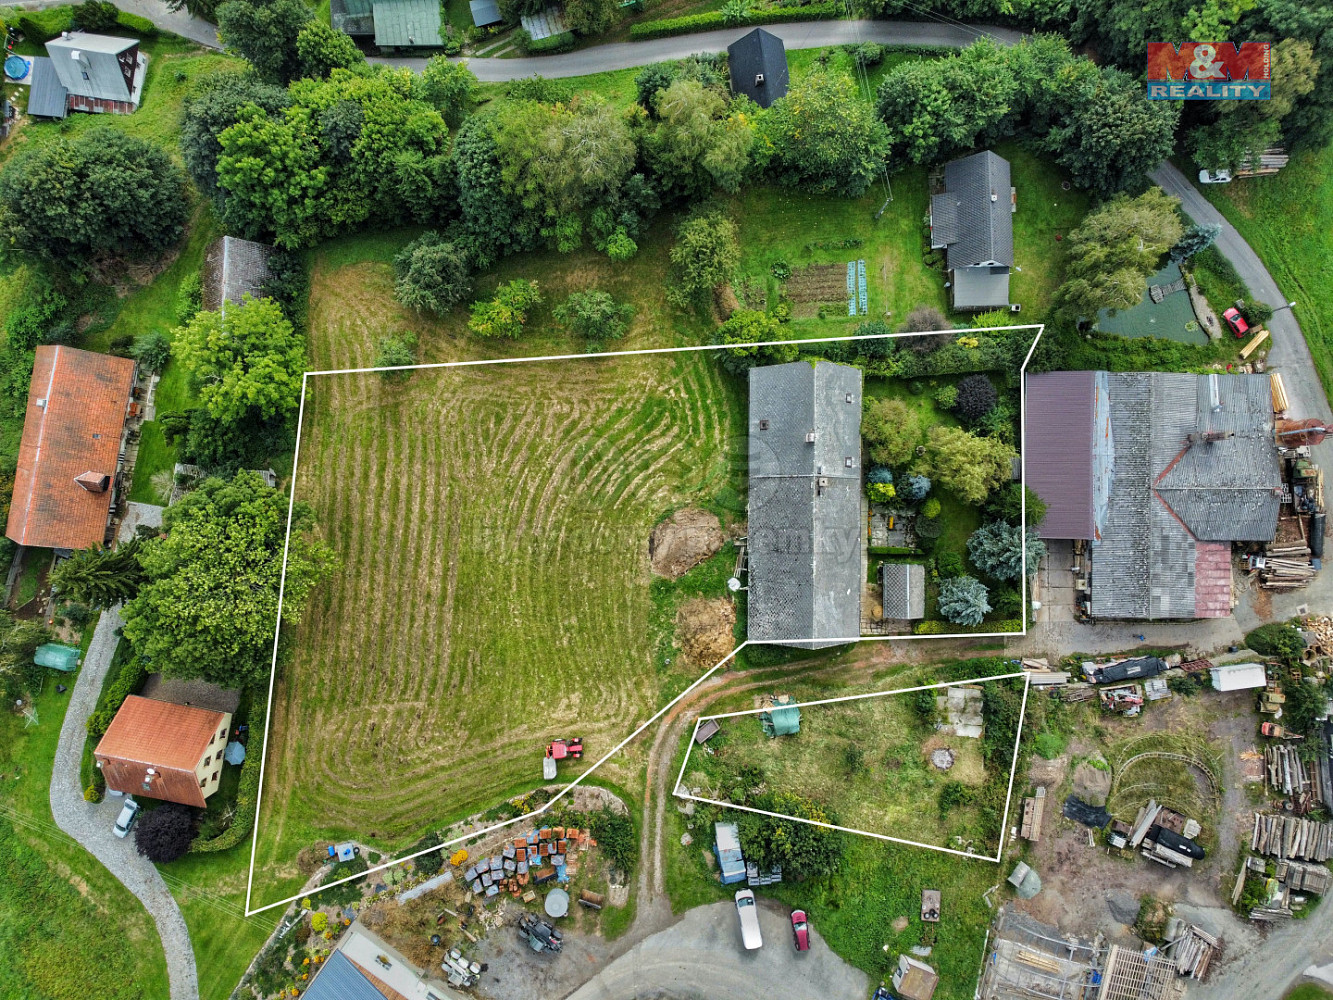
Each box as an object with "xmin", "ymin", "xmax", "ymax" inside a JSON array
[
  {"xmin": 675, "ymin": 597, "xmax": 737, "ymax": 668},
  {"xmin": 1071, "ymin": 761, "xmax": 1113, "ymax": 807},
  {"xmin": 650, "ymin": 508, "xmax": 725, "ymax": 579}
]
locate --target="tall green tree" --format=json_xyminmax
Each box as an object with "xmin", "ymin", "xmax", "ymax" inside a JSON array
[
  {"xmin": 643, "ymin": 80, "xmax": 755, "ymax": 201},
  {"xmin": 173, "ymin": 296, "xmax": 307, "ymax": 430},
  {"xmin": 181, "ymin": 72, "xmax": 292, "ymax": 202},
  {"xmin": 917, "ymin": 425, "xmax": 1015, "ymax": 506},
  {"xmin": 393, "ymin": 232, "xmax": 472, "ymax": 315},
  {"xmin": 967, "ymin": 521, "xmax": 1046, "ymax": 581},
  {"xmin": 0, "ymin": 130, "xmax": 188, "ymax": 264},
  {"xmin": 762, "ymin": 72, "xmax": 891, "ymax": 197},
  {"xmin": 295, "ymin": 20, "xmax": 366, "ymax": 79},
  {"xmin": 416, "ymin": 56, "xmax": 478, "ymax": 130},
  {"xmin": 554, "ymin": 290, "xmax": 633, "ymax": 349},
  {"xmin": 668, "ymin": 209, "xmax": 740, "ymax": 308},
  {"xmin": 122, "ymin": 473, "xmax": 336, "ymax": 689},
  {"xmin": 0, "ymin": 611, "xmax": 51, "ymax": 698},
  {"xmin": 216, "ymin": 0, "xmax": 313, "ymax": 85},
  {"xmin": 50, "ymin": 542, "xmax": 146, "ymax": 609},
  {"xmin": 1055, "ymin": 188, "xmax": 1183, "ymax": 317},
  {"xmin": 737, "ymin": 792, "xmax": 844, "ymax": 879},
  {"xmin": 938, "ymin": 574, "xmax": 991, "ymax": 626}
]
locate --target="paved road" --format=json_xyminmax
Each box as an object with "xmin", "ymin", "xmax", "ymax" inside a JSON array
[
  {"xmin": 567, "ymin": 898, "xmax": 869, "ymax": 1000},
  {"xmin": 48, "ymin": 605, "xmax": 200, "ymax": 1000},
  {"xmin": 378, "ymin": 19, "xmax": 1022, "ymax": 79},
  {"xmin": 18, "ymin": 0, "xmax": 220, "ymax": 47}
]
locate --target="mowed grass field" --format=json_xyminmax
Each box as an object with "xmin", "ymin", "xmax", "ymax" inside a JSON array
[{"xmin": 253, "ymin": 235, "xmax": 744, "ymax": 902}]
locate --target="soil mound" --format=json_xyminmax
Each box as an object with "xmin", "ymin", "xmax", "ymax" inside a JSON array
[
  {"xmin": 676, "ymin": 597, "xmax": 737, "ymax": 668},
  {"xmin": 650, "ymin": 508, "xmax": 725, "ymax": 579}
]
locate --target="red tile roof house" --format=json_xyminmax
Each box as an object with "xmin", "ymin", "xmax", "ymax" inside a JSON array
[
  {"xmin": 95, "ymin": 695, "xmax": 234, "ymax": 807},
  {"xmin": 6, "ymin": 346, "xmax": 137, "ymax": 553}
]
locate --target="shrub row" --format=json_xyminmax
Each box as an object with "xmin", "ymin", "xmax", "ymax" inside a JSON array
[
  {"xmin": 85, "ymin": 653, "xmax": 148, "ymax": 742},
  {"xmin": 16, "ymin": 7, "xmax": 157, "ymax": 42},
  {"xmin": 190, "ymin": 693, "xmax": 264, "ymax": 853},
  {"xmin": 629, "ymin": 3, "xmax": 841, "ymax": 40},
  {"xmin": 526, "ymin": 30, "xmax": 575, "ymax": 52},
  {"xmin": 914, "ymin": 618, "xmax": 1024, "ymax": 635}
]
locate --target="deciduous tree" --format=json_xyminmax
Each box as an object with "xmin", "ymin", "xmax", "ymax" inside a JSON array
[
  {"xmin": 469, "ymin": 279, "xmax": 542, "ymax": 339},
  {"xmin": 0, "ymin": 130, "xmax": 188, "ymax": 264},
  {"xmin": 554, "ymin": 290, "xmax": 633, "ymax": 349},
  {"xmin": 668, "ymin": 209, "xmax": 739, "ymax": 308},
  {"xmin": 416, "ymin": 56, "xmax": 477, "ymax": 130},
  {"xmin": 917, "ymin": 425, "xmax": 1015, "ymax": 506},
  {"xmin": 737, "ymin": 792, "xmax": 844, "ymax": 879},
  {"xmin": 216, "ymin": 0, "xmax": 312, "ymax": 85},
  {"xmin": 763, "ymin": 72, "xmax": 891, "ymax": 197},
  {"xmin": 643, "ymin": 80, "xmax": 755, "ymax": 201},
  {"xmin": 134, "ymin": 803, "xmax": 197, "ymax": 864},
  {"xmin": 181, "ymin": 72, "xmax": 292, "ymax": 201},
  {"xmin": 122, "ymin": 473, "xmax": 336, "ymax": 688},
  {"xmin": 296, "ymin": 20, "xmax": 366, "ymax": 79},
  {"xmin": 565, "ymin": 0, "xmax": 617, "ymax": 34}
]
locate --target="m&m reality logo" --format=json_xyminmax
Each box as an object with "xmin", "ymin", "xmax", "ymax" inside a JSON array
[{"xmin": 1146, "ymin": 42, "xmax": 1271, "ymax": 100}]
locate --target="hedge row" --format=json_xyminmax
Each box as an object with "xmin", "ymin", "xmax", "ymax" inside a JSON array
[
  {"xmin": 526, "ymin": 30, "xmax": 575, "ymax": 52},
  {"xmin": 629, "ymin": 3, "xmax": 841, "ymax": 40},
  {"xmin": 914, "ymin": 619, "xmax": 1024, "ymax": 635},
  {"xmin": 85, "ymin": 652, "xmax": 148, "ymax": 743},
  {"xmin": 189, "ymin": 692, "xmax": 264, "ymax": 853},
  {"xmin": 16, "ymin": 6, "xmax": 158, "ymax": 42}
]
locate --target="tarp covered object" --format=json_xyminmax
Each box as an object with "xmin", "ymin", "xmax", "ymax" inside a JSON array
[
  {"xmin": 35, "ymin": 643, "xmax": 80, "ymax": 671},
  {"xmin": 1063, "ymin": 795, "xmax": 1111, "ymax": 829}
]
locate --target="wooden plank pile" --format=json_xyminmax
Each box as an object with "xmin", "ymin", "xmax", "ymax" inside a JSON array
[
  {"xmin": 1020, "ymin": 787, "xmax": 1046, "ymax": 842},
  {"xmin": 1266, "ymin": 743, "xmax": 1312, "ymax": 797},
  {"xmin": 1262, "ymin": 542, "xmax": 1316, "ymax": 590},
  {"xmin": 1165, "ymin": 921, "xmax": 1219, "ymax": 979},
  {"xmin": 1303, "ymin": 616, "xmax": 1333, "ymax": 655},
  {"xmin": 1251, "ymin": 813, "xmax": 1333, "ymax": 861},
  {"xmin": 1278, "ymin": 859, "xmax": 1331, "ymax": 895}
]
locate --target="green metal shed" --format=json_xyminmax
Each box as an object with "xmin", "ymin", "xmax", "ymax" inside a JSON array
[
  {"xmin": 373, "ymin": 0, "xmax": 443, "ymax": 47},
  {"xmin": 35, "ymin": 643, "xmax": 80, "ymax": 672}
]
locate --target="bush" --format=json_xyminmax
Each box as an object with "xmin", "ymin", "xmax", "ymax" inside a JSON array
[
  {"xmin": 938, "ymin": 575, "xmax": 990, "ymax": 626},
  {"xmin": 116, "ymin": 10, "xmax": 158, "ymax": 36},
  {"xmin": 73, "ymin": 1, "xmax": 119, "ymax": 32},
  {"xmin": 394, "ymin": 232, "xmax": 472, "ymax": 316},
  {"xmin": 934, "ymin": 384, "xmax": 958, "ymax": 410},
  {"xmin": 921, "ymin": 497, "xmax": 941, "ymax": 518},
  {"xmin": 412, "ymin": 836, "xmax": 444, "ymax": 876},
  {"xmin": 590, "ymin": 806, "xmax": 638, "ymax": 872},
  {"xmin": 1246, "ymin": 623, "xmax": 1305, "ymax": 666},
  {"xmin": 899, "ymin": 474, "xmax": 931, "ymax": 502},
  {"xmin": 191, "ymin": 697, "xmax": 265, "ymax": 852},
  {"xmin": 86, "ymin": 656, "xmax": 149, "ymax": 741},
  {"xmin": 375, "ymin": 333, "xmax": 418, "ymax": 380},
  {"xmin": 866, "ymin": 482, "xmax": 896, "ymax": 503},
  {"xmin": 628, "ymin": 1, "xmax": 840, "ymax": 38},
  {"xmin": 1241, "ymin": 300, "xmax": 1274, "ymax": 327},
  {"xmin": 132, "ymin": 331, "xmax": 171, "ymax": 373},
  {"xmin": 867, "ymin": 466, "xmax": 893, "ymax": 485},
  {"xmin": 954, "ymin": 373, "xmax": 998, "ymax": 423},
  {"xmin": 16, "ymin": 8, "xmax": 72, "ymax": 43},
  {"xmin": 935, "ymin": 550, "xmax": 964, "ymax": 578},
  {"xmin": 1034, "ymin": 732, "xmax": 1066, "ymax": 759},
  {"xmin": 135, "ymin": 803, "xmax": 198, "ymax": 863},
  {"xmin": 469, "ymin": 279, "xmax": 542, "ymax": 339},
  {"xmin": 525, "ymin": 30, "xmax": 575, "ymax": 52},
  {"xmin": 83, "ymin": 784, "xmax": 103, "ymax": 803}
]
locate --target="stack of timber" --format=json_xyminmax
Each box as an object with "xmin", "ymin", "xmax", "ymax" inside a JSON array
[
  {"xmin": 1059, "ymin": 683, "xmax": 1096, "ymax": 703},
  {"xmin": 1278, "ymin": 859, "xmax": 1332, "ymax": 894},
  {"xmin": 1266, "ymin": 743, "xmax": 1313, "ymax": 797},
  {"xmin": 1235, "ymin": 149, "xmax": 1290, "ymax": 176},
  {"xmin": 1262, "ymin": 542, "xmax": 1316, "ymax": 590},
  {"xmin": 1250, "ymin": 888, "xmax": 1293, "ymax": 923},
  {"xmin": 1303, "ymin": 616, "xmax": 1333, "ymax": 656},
  {"xmin": 1251, "ymin": 813, "xmax": 1333, "ymax": 861},
  {"xmin": 1020, "ymin": 787, "xmax": 1046, "ymax": 842},
  {"xmin": 1164, "ymin": 920, "xmax": 1219, "ymax": 980}
]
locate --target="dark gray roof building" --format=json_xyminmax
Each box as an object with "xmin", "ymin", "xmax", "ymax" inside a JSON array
[
  {"xmin": 302, "ymin": 950, "xmax": 385, "ymax": 1000},
  {"xmin": 26, "ymin": 56, "xmax": 69, "ymax": 119},
  {"xmin": 931, "ymin": 151, "xmax": 1014, "ymax": 310},
  {"xmin": 727, "ymin": 28, "xmax": 789, "ymax": 109},
  {"xmin": 202, "ymin": 236, "xmax": 275, "ymax": 317},
  {"xmin": 46, "ymin": 32, "xmax": 146, "ymax": 111},
  {"xmin": 1026, "ymin": 371, "xmax": 1280, "ymax": 619},
  {"xmin": 747, "ymin": 361, "xmax": 862, "ymax": 648},
  {"xmin": 880, "ymin": 563, "xmax": 925, "ymax": 620},
  {"xmin": 470, "ymin": 0, "xmax": 503, "ymax": 25}
]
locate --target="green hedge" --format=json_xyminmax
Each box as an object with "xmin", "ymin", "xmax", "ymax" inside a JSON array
[
  {"xmin": 526, "ymin": 30, "xmax": 575, "ymax": 52},
  {"xmin": 869, "ymin": 546, "xmax": 920, "ymax": 557},
  {"xmin": 85, "ymin": 650, "xmax": 148, "ymax": 743},
  {"xmin": 117, "ymin": 10, "xmax": 158, "ymax": 37},
  {"xmin": 190, "ymin": 692, "xmax": 263, "ymax": 853},
  {"xmin": 629, "ymin": 3, "xmax": 841, "ymax": 40},
  {"xmin": 914, "ymin": 619, "xmax": 1024, "ymax": 635},
  {"xmin": 15, "ymin": 6, "xmax": 157, "ymax": 42}
]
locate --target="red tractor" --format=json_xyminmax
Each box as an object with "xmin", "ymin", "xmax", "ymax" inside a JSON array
[{"xmin": 546, "ymin": 738, "xmax": 584, "ymax": 761}]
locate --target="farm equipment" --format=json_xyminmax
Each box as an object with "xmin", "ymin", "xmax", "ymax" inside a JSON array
[
  {"xmin": 1261, "ymin": 722, "xmax": 1304, "ymax": 740},
  {"xmin": 517, "ymin": 912, "xmax": 563, "ymax": 954},
  {"xmin": 543, "ymin": 738, "xmax": 584, "ymax": 780}
]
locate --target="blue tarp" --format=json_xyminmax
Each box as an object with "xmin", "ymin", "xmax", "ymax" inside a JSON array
[{"xmin": 223, "ymin": 741, "xmax": 246, "ymax": 765}]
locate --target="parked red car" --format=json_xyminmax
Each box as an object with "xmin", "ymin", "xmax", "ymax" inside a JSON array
[
  {"xmin": 790, "ymin": 909, "xmax": 810, "ymax": 951},
  {"xmin": 1223, "ymin": 307, "xmax": 1250, "ymax": 338}
]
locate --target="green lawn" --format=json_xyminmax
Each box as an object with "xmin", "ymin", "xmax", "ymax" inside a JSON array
[
  {"xmin": 0, "ymin": 680, "xmax": 170, "ymax": 1000},
  {"xmin": 12, "ymin": 546, "xmax": 48, "ymax": 608},
  {"xmin": 1198, "ymin": 143, "xmax": 1333, "ymax": 402},
  {"xmin": 998, "ymin": 140, "xmax": 1088, "ymax": 317},
  {"xmin": 1285, "ymin": 986, "xmax": 1333, "ymax": 1000}
]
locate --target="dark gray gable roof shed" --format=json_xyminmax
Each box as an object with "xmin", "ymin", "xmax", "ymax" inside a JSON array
[
  {"xmin": 932, "ymin": 150, "xmax": 1014, "ymax": 269},
  {"xmin": 202, "ymin": 236, "xmax": 274, "ymax": 317},
  {"xmin": 26, "ymin": 57, "xmax": 68, "ymax": 119},
  {"xmin": 747, "ymin": 361, "xmax": 862, "ymax": 648},
  {"xmin": 880, "ymin": 562, "xmax": 925, "ymax": 620},
  {"xmin": 727, "ymin": 28, "xmax": 788, "ymax": 108}
]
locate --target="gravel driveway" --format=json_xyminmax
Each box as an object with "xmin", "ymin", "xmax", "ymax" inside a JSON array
[
  {"xmin": 48, "ymin": 605, "xmax": 200, "ymax": 1000},
  {"xmin": 565, "ymin": 898, "xmax": 868, "ymax": 1000}
]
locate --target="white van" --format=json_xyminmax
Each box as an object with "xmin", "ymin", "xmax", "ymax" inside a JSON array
[{"xmin": 735, "ymin": 889, "xmax": 762, "ymax": 950}]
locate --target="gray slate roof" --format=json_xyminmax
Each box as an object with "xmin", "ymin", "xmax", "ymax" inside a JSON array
[
  {"xmin": 46, "ymin": 32, "xmax": 137, "ymax": 103},
  {"xmin": 747, "ymin": 361, "xmax": 862, "ymax": 648},
  {"xmin": 880, "ymin": 563, "xmax": 925, "ymax": 620},
  {"xmin": 26, "ymin": 56, "xmax": 68, "ymax": 119},
  {"xmin": 727, "ymin": 28, "xmax": 789, "ymax": 109},
  {"xmin": 202, "ymin": 236, "xmax": 274, "ymax": 316},
  {"xmin": 1089, "ymin": 372, "xmax": 1279, "ymax": 619},
  {"xmin": 373, "ymin": 0, "xmax": 442, "ymax": 46},
  {"xmin": 470, "ymin": 0, "xmax": 503, "ymax": 25},
  {"xmin": 932, "ymin": 150, "xmax": 1013, "ymax": 267},
  {"xmin": 302, "ymin": 951, "xmax": 384, "ymax": 1000}
]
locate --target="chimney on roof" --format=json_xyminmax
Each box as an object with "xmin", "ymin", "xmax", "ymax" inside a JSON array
[
  {"xmin": 755, "ymin": 73, "xmax": 765, "ymax": 86},
  {"xmin": 990, "ymin": 188, "xmax": 998, "ymax": 202},
  {"xmin": 74, "ymin": 471, "xmax": 111, "ymax": 493}
]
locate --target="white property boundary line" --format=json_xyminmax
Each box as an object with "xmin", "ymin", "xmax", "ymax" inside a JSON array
[
  {"xmin": 673, "ymin": 672, "xmax": 1033, "ymax": 862},
  {"xmin": 244, "ymin": 325, "xmax": 1044, "ymax": 916}
]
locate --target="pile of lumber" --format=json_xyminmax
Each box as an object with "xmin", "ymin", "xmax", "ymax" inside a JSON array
[
  {"xmin": 1278, "ymin": 859, "xmax": 1331, "ymax": 895},
  {"xmin": 1266, "ymin": 743, "xmax": 1313, "ymax": 797},
  {"xmin": 1250, "ymin": 890, "xmax": 1293, "ymax": 923},
  {"xmin": 1252, "ymin": 814, "xmax": 1333, "ymax": 861},
  {"xmin": 1261, "ymin": 543, "xmax": 1316, "ymax": 590},
  {"xmin": 1165, "ymin": 921, "xmax": 1219, "ymax": 979},
  {"xmin": 1303, "ymin": 616, "xmax": 1333, "ymax": 655}
]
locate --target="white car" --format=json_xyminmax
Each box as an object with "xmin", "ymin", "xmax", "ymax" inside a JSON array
[
  {"xmin": 1197, "ymin": 168, "xmax": 1233, "ymax": 184},
  {"xmin": 113, "ymin": 797, "xmax": 140, "ymax": 838},
  {"xmin": 735, "ymin": 889, "xmax": 763, "ymax": 950}
]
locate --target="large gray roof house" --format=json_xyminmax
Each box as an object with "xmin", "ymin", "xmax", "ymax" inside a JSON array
[
  {"xmin": 1025, "ymin": 371, "xmax": 1281, "ymax": 620},
  {"xmin": 747, "ymin": 361, "xmax": 862, "ymax": 648},
  {"xmin": 930, "ymin": 151, "xmax": 1015, "ymax": 311},
  {"xmin": 28, "ymin": 32, "xmax": 147, "ymax": 120}
]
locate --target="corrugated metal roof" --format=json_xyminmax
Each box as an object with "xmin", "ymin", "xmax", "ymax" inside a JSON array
[
  {"xmin": 1024, "ymin": 372, "xmax": 1096, "ymax": 540},
  {"xmin": 372, "ymin": 0, "xmax": 442, "ymax": 46},
  {"xmin": 727, "ymin": 28, "xmax": 789, "ymax": 109},
  {"xmin": 747, "ymin": 362, "xmax": 862, "ymax": 648},
  {"xmin": 47, "ymin": 32, "xmax": 136, "ymax": 103},
  {"xmin": 331, "ymin": 0, "xmax": 376, "ymax": 34},
  {"xmin": 26, "ymin": 56, "xmax": 68, "ymax": 118},
  {"xmin": 304, "ymin": 951, "xmax": 387, "ymax": 1000}
]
